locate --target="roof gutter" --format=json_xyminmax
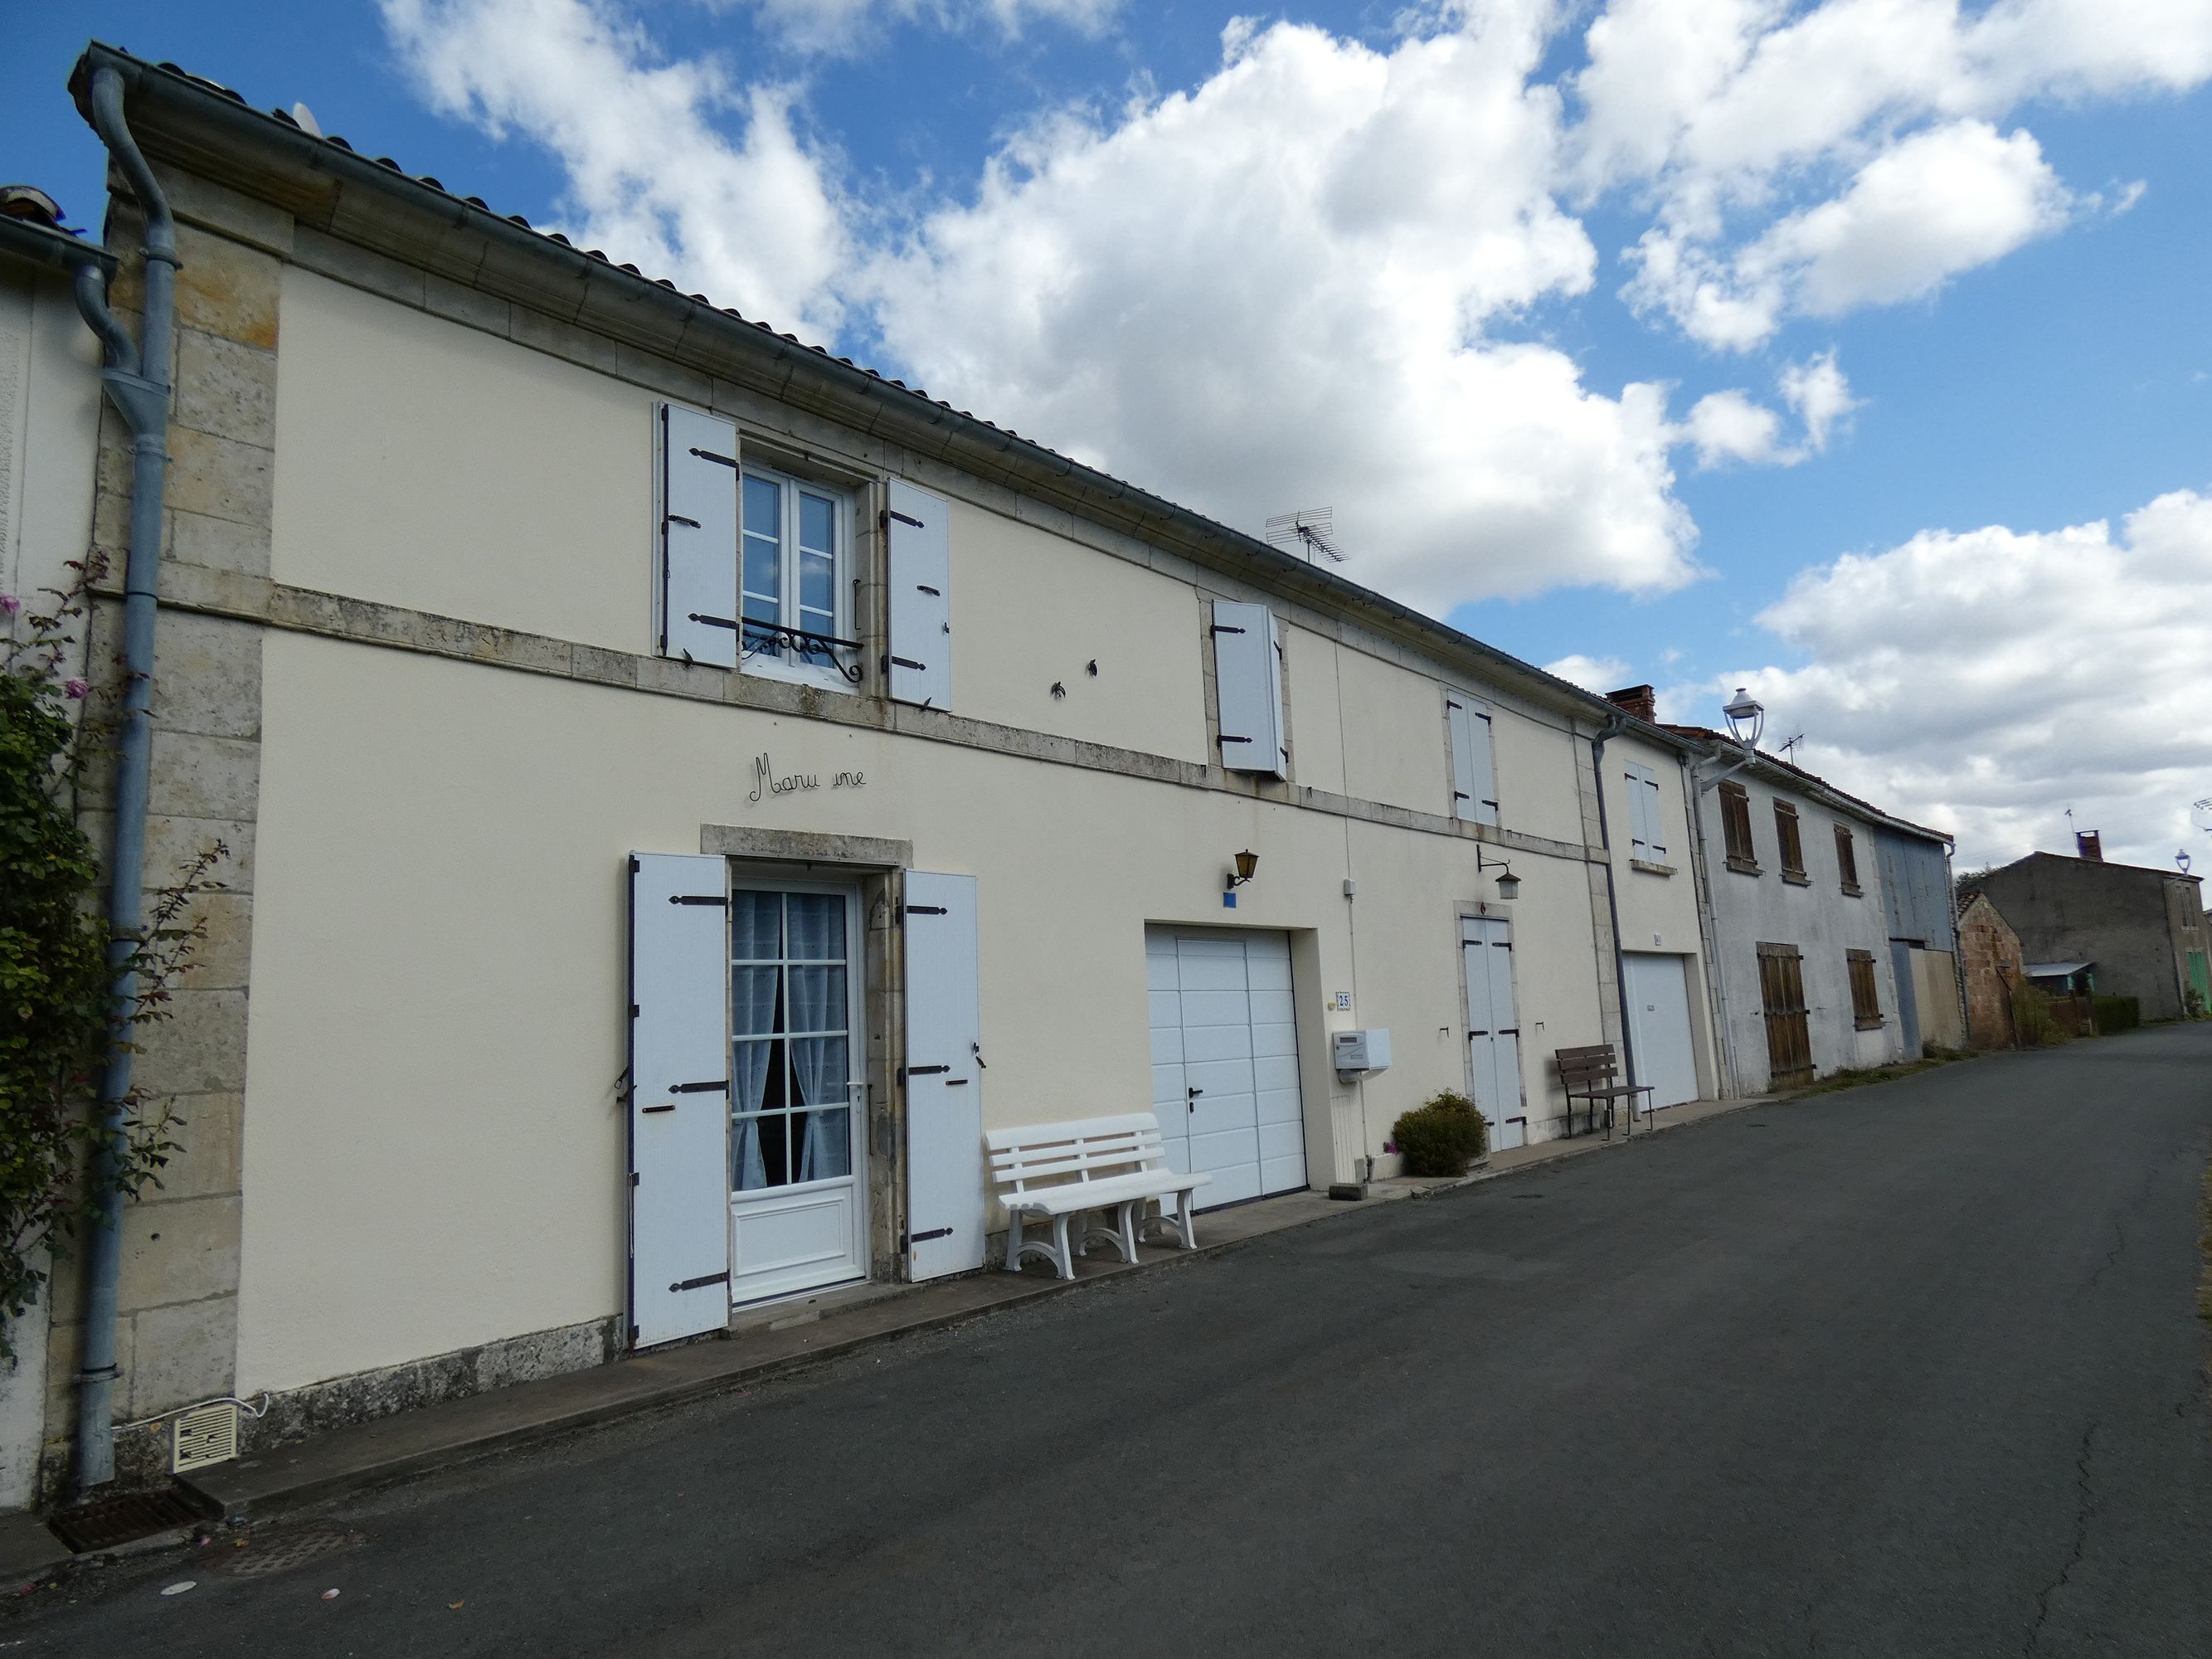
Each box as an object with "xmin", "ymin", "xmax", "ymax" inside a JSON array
[{"xmin": 63, "ymin": 58, "xmax": 179, "ymax": 1496}]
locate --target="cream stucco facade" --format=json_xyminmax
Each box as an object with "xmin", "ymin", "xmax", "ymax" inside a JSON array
[{"xmin": 44, "ymin": 51, "xmax": 1733, "ymax": 1489}]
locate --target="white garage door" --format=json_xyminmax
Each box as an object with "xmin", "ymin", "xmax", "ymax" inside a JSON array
[
  {"xmin": 1622, "ymin": 951, "xmax": 1699, "ymax": 1111},
  {"xmin": 1147, "ymin": 929, "xmax": 1307, "ymax": 1209}
]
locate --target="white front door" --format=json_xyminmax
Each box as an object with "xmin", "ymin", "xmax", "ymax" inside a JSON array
[
  {"xmin": 1624, "ymin": 951, "xmax": 1699, "ymax": 1110},
  {"xmin": 1463, "ymin": 917, "xmax": 1526, "ymax": 1151},
  {"xmin": 903, "ymin": 873, "xmax": 988, "ymax": 1281},
  {"xmin": 1147, "ymin": 928, "xmax": 1306, "ymax": 1209},
  {"xmin": 727, "ymin": 883, "xmax": 868, "ymax": 1306}
]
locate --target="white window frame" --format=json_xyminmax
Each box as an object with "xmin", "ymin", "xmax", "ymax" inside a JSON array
[{"xmin": 737, "ymin": 460, "xmax": 858, "ymax": 695}]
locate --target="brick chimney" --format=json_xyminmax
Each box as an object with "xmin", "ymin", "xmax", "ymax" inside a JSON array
[
  {"xmin": 1605, "ymin": 684, "xmax": 1656, "ymax": 722},
  {"xmin": 2075, "ymin": 830, "xmax": 2103, "ymax": 863}
]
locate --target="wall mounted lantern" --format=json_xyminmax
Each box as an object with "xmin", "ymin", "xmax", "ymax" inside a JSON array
[
  {"xmin": 2180, "ymin": 849, "xmax": 2194, "ymax": 875},
  {"xmin": 1722, "ymin": 686, "xmax": 1766, "ymax": 750},
  {"xmin": 1477, "ymin": 843, "xmax": 1519, "ymax": 901},
  {"xmin": 1226, "ymin": 849, "xmax": 1259, "ymax": 890}
]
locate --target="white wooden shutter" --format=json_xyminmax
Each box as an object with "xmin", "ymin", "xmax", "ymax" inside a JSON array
[
  {"xmin": 1213, "ymin": 601, "xmax": 1286, "ymax": 776},
  {"xmin": 627, "ymin": 853, "xmax": 732, "ymax": 1348},
  {"xmin": 1641, "ymin": 769, "xmax": 1667, "ymax": 859},
  {"xmin": 659, "ymin": 405, "xmax": 740, "ymax": 669},
  {"xmin": 1625, "ymin": 762, "xmax": 1655, "ymax": 859},
  {"xmin": 887, "ymin": 479, "xmax": 951, "ymax": 708},
  {"xmin": 903, "ymin": 872, "xmax": 986, "ymax": 1280},
  {"xmin": 1446, "ymin": 695, "xmax": 1499, "ymax": 825}
]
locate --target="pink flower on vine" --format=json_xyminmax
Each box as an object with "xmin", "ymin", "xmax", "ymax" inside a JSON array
[
  {"xmin": 0, "ymin": 595, "xmax": 19, "ymax": 615},
  {"xmin": 64, "ymin": 679, "xmax": 90, "ymax": 700}
]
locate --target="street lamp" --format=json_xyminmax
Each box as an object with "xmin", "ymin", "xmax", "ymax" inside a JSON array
[
  {"xmin": 1722, "ymin": 686, "xmax": 1765, "ymax": 750},
  {"xmin": 2180, "ymin": 849, "xmax": 2194, "ymax": 875}
]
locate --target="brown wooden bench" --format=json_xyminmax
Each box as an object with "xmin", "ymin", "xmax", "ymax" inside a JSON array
[{"xmin": 1555, "ymin": 1044, "xmax": 1653, "ymax": 1139}]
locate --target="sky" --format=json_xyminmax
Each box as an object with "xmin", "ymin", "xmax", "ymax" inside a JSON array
[{"xmin": 5, "ymin": 0, "xmax": 2210, "ymax": 871}]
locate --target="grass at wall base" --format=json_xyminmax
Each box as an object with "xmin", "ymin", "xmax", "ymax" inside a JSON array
[
  {"xmin": 1392, "ymin": 1091, "xmax": 1487, "ymax": 1178},
  {"xmin": 0, "ymin": 562, "xmax": 222, "ymax": 1366}
]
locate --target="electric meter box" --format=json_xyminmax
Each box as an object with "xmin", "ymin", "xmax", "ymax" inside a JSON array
[{"xmin": 1332, "ymin": 1028, "xmax": 1392, "ymax": 1078}]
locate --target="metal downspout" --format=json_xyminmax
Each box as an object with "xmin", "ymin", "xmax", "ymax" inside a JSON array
[
  {"xmin": 1589, "ymin": 715, "xmax": 1638, "ymax": 1127},
  {"xmin": 70, "ymin": 63, "xmax": 177, "ymax": 1495}
]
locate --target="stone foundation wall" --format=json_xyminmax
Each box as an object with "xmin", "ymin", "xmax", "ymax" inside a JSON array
[{"xmin": 1959, "ymin": 897, "xmax": 2023, "ymax": 1051}]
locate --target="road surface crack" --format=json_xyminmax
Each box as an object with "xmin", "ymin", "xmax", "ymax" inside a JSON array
[
  {"xmin": 2083, "ymin": 1218, "xmax": 2126, "ymax": 1290},
  {"xmin": 2023, "ymin": 1420, "xmax": 2098, "ymax": 1655}
]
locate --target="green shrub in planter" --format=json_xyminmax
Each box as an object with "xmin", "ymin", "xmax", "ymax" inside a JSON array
[{"xmin": 1391, "ymin": 1091, "xmax": 1487, "ymax": 1177}]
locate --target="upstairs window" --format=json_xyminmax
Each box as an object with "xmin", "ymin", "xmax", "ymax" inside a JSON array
[
  {"xmin": 1213, "ymin": 601, "xmax": 1287, "ymax": 777},
  {"xmin": 1720, "ymin": 781, "xmax": 1757, "ymax": 872},
  {"xmin": 656, "ymin": 403, "xmax": 859, "ymax": 692},
  {"xmin": 1835, "ymin": 825, "xmax": 1863, "ymax": 896},
  {"xmin": 1446, "ymin": 695, "xmax": 1499, "ymax": 825},
  {"xmin": 1847, "ymin": 950, "xmax": 1883, "ymax": 1029},
  {"xmin": 1775, "ymin": 800, "xmax": 1808, "ymax": 883},
  {"xmin": 1624, "ymin": 761, "xmax": 1665, "ymax": 861},
  {"xmin": 741, "ymin": 465, "xmax": 854, "ymax": 680}
]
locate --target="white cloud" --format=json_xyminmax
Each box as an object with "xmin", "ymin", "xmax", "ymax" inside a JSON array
[
  {"xmin": 722, "ymin": 0, "xmax": 1118, "ymax": 58},
  {"xmin": 863, "ymin": 12, "xmax": 1704, "ymax": 609},
  {"xmin": 1714, "ymin": 488, "xmax": 2212, "ymax": 867},
  {"xmin": 1544, "ymin": 653, "xmax": 1635, "ymax": 692},
  {"xmin": 1682, "ymin": 389, "xmax": 1785, "ymax": 469},
  {"xmin": 1779, "ymin": 349, "xmax": 1859, "ymax": 452},
  {"xmin": 381, "ymin": 0, "xmax": 850, "ymax": 338},
  {"xmin": 1626, "ymin": 120, "xmax": 2073, "ymax": 347},
  {"xmin": 1582, "ymin": 0, "xmax": 2209, "ymax": 347}
]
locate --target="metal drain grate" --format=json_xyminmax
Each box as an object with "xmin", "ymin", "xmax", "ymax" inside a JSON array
[
  {"xmin": 48, "ymin": 1483, "xmax": 220, "ymax": 1554},
  {"xmin": 216, "ymin": 1524, "xmax": 366, "ymax": 1579}
]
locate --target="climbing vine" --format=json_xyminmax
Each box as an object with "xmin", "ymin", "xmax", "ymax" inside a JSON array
[{"xmin": 0, "ymin": 562, "xmax": 217, "ymax": 1363}]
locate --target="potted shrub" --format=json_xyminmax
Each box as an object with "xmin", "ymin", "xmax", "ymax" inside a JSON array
[{"xmin": 1390, "ymin": 1091, "xmax": 1488, "ymax": 1177}]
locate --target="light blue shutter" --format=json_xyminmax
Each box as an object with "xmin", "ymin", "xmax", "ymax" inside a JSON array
[
  {"xmin": 887, "ymin": 479, "xmax": 951, "ymax": 708},
  {"xmin": 1625, "ymin": 762, "xmax": 1655, "ymax": 858},
  {"xmin": 1446, "ymin": 696, "xmax": 1498, "ymax": 825},
  {"xmin": 904, "ymin": 873, "xmax": 986, "ymax": 1279},
  {"xmin": 1213, "ymin": 601, "xmax": 1286, "ymax": 776},
  {"xmin": 628, "ymin": 853, "xmax": 732, "ymax": 1348},
  {"xmin": 1642, "ymin": 770, "xmax": 1667, "ymax": 859},
  {"xmin": 659, "ymin": 406, "xmax": 740, "ymax": 668}
]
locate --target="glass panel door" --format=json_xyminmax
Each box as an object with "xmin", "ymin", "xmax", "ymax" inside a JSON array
[{"xmin": 727, "ymin": 884, "xmax": 867, "ymax": 1305}]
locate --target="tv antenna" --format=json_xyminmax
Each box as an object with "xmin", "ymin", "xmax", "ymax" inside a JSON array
[
  {"xmin": 1265, "ymin": 508, "xmax": 1345, "ymax": 565},
  {"xmin": 2191, "ymin": 796, "xmax": 2212, "ymax": 833},
  {"xmin": 1776, "ymin": 733, "xmax": 1806, "ymax": 763}
]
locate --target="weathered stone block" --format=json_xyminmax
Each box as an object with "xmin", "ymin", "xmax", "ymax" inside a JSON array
[
  {"xmin": 173, "ymin": 328, "xmax": 278, "ymax": 450},
  {"xmin": 78, "ymin": 810, "xmax": 255, "ymax": 897},
  {"xmin": 168, "ymin": 506, "xmax": 272, "ymax": 579},
  {"xmin": 177, "ymin": 891, "xmax": 254, "ymax": 994},
  {"xmin": 126, "ymin": 1296, "xmax": 237, "ymax": 1419},
  {"xmin": 153, "ymin": 164, "xmax": 296, "ymax": 259},
  {"xmin": 143, "ymin": 1092, "xmax": 242, "ymax": 1202},
  {"xmin": 167, "ymin": 428, "xmax": 273, "ymax": 530},
  {"xmin": 423, "ymin": 273, "xmax": 512, "ymax": 335},
  {"xmin": 119, "ymin": 1195, "xmax": 242, "ymax": 1310},
  {"xmin": 152, "ymin": 609, "xmax": 262, "ymax": 741},
  {"xmin": 133, "ymin": 986, "xmax": 250, "ymax": 1097},
  {"xmin": 148, "ymin": 729, "xmax": 260, "ymax": 821},
  {"xmin": 571, "ymin": 645, "xmax": 637, "ymax": 688},
  {"xmin": 171, "ymin": 226, "xmax": 280, "ymax": 351}
]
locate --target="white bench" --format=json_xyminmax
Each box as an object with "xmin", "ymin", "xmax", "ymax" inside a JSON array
[{"xmin": 985, "ymin": 1112, "xmax": 1211, "ymax": 1281}]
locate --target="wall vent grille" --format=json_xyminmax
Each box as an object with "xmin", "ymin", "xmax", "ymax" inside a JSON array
[{"xmin": 173, "ymin": 1400, "xmax": 241, "ymax": 1472}]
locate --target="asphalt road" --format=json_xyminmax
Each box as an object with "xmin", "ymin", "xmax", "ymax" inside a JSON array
[{"xmin": 12, "ymin": 1024, "xmax": 2212, "ymax": 1657}]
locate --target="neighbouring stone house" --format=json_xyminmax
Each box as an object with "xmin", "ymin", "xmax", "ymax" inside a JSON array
[
  {"xmin": 1971, "ymin": 842, "xmax": 2208, "ymax": 1024},
  {"xmin": 1957, "ymin": 891, "xmax": 2024, "ymax": 1050}
]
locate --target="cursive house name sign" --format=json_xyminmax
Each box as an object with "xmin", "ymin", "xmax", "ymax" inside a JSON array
[{"xmin": 750, "ymin": 752, "xmax": 865, "ymax": 805}]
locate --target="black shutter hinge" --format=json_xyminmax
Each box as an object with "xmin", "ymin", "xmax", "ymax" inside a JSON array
[
  {"xmin": 904, "ymin": 903, "xmax": 948, "ymax": 915},
  {"xmin": 882, "ymin": 508, "xmax": 926, "ymax": 529},
  {"xmin": 670, "ymin": 893, "xmax": 727, "ymax": 907},
  {"xmin": 668, "ymin": 1079, "xmax": 728, "ymax": 1094},
  {"xmin": 905, "ymin": 1227, "xmax": 953, "ymax": 1248},
  {"xmin": 1210, "ymin": 624, "xmax": 1247, "ymax": 636},
  {"xmin": 688, "ymin": 446, "xmax": 739, "ymax": 469},
  {"xmin": 671, "ymin": 1271, "xmax": 731, "ymax": 1292}
]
